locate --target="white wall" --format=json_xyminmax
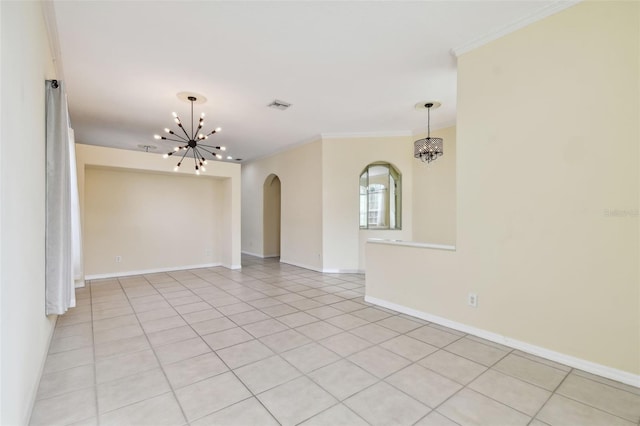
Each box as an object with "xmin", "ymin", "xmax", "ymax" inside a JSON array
[
  {"xmin": 241, "ymin": 140, "xmax": 323, "ymax": 270},
  {"xmin": 412, "ymin": 126, "xmax": 456, "ymax": 245},
  {"xmin": 367, "ymin": 1, "xmax": 640, "ymax": 379},
  {"xmin": 76, "ymin": 144, "xmax": 242, "ymax": 275},
  {"xmin": 0, "ymin": 2, "xmax": 58, "ymax": 424}
]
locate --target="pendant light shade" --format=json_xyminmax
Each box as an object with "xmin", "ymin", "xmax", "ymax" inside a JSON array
[{"xmin": 414, "ymin": 102, "xmax": 443, "ymax": 164}]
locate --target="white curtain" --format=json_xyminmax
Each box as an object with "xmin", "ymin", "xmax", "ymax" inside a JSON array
[
  {"xmin": 68, "ymin": 128, "xmax": 85, "ymax": 289},
  {"xmin": 46, "ymin": 80, "xmax": 83, "ymax": 315}
]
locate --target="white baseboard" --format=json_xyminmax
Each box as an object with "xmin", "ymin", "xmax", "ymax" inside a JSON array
[
  {"xmin": 279, "ymin": 259, "xmax": 323, "ymax": 273},
  {"xmin": 85, "ymin": 262, "xmax": 222, "ymax": 280},
  {"xmin": 224, "ymin": 264, "xmax": 242, "ymax": 270},
  {"xmin": 241, "ymin": 250, "xmax": 279, "ymax": 259},
  {"xmin": 322, "ymin": 268, "xmax": 365, "ymax": 274},
  {"xmin": 365, "ymin": 295, "xmax": 640, "ymax": 389},
  {"xmin": 26, "ymin": 315, "xmax": 58, "ymax": 425}
]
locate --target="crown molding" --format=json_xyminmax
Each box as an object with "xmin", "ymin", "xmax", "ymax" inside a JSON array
[
  {"xmin": 451, "ymin": 0, "xmax": 581, "ymax": 57},
  {"xmin": 41, "ymin": 0, "xmax": 65, "ymax": 80}
]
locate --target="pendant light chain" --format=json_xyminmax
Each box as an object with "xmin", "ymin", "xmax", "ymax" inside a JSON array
[{"xmin": 413, "ymin": 101, "xmax": 443, "ymax": 164}]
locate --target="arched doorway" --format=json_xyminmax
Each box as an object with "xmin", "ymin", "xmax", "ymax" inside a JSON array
[{"xmin": 263, "ymin": 174, "xmax": 281, "ymax": 258}]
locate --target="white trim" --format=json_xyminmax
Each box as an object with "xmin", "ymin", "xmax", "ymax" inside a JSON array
[
  {"xmin": 242, "ymin": 250, "xmax": 265, "ymax": 258},
  {"xmin": 26, "ymin": 315, "xmax": 58, "ymax": 425},
  {"xmin": 85, "ymin": 262, "xmax": 222, "ymax": 280},
  {"xmin": 368, "ymin": 238, "xmax": 456, "ymax": 251},
  {"xmin": 450, "ymin": 1, "xmax": 581, "ymax": 57},
  {"xmin": 321, "ymin": 130, "xmax": 412, "ymax": 139},
  {"xmin": 322, "ymin": 268, "xmax": 365, "ymax": 274},
  {"xmin": 224, "ymin": 264, "xmax": 242, "ymax": 270},
  {"xmin": 365, "ymin": 295, "xmax": 640, "ymax": 388},
  {"xmin": 241, "ymin": 250, "xmax": 279, "ymax": 260},
  {"xmin": 279, "ymin": 259, "xmax": 323, "ymax": 273},
  {"xmin": 41, "ymin": 0, "xmax": 65, "ymax": 80}
]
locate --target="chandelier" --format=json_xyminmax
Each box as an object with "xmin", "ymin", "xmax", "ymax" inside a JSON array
[
  {"xmin": 414, "ymin": 102, "xmax": 443, "ymax": 164},
  {"xmin": 155, "ymin": 95, "xmax": 230, "ymax": 174}
]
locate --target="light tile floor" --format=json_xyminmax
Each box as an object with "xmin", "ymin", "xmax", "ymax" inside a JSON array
[{"xmin": 31, "ymin": 256, "xmax": 640, "ymax": 426}]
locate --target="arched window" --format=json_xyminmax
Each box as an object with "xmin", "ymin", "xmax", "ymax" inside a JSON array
[{"xmin": 359, "ymin": 163, "xmax": 402, "ymax": 229}]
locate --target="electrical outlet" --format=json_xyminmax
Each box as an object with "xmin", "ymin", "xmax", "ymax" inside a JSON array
[
  {"xmin": 115, "ymin": 255, "xmax": 122, "ymax": 263},
  {"xmin": 468, "ymin": 292, "xmax": 478, "ymax": 308}
]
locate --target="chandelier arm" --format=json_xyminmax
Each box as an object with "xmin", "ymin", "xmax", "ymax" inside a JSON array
[
  {"xmin": 171, "ymin": 146, "xmax": 189, "ymax": 171},
  {"xmin": 192, "ymin": 147, "xmax": 199, "ymax": 170},
  {"xmin": 163, "ymin": 137, "xmax": 189, "ymax": 144},
  {"xmin": 195, "ymin": 147, "xmax": 209, "ymax": 162},
  {"xmin": 197, "ymin": 146, "xmax": 216, "ymax": 156},
  {"xmin": 193, "ymin": 146, "xmax": 205, "ymax": 162},
  {"xmin": 197, "ymin": 144, "xmax": 220, "ymax": 149},
  {"xmin": 174, "ymin": 115, "xmax": 192, "ymax": 141},
  {"xmin": 177, "ymin": 146, "xmax": 190, "ymax": 164},
  {"xmin": 169, "ymin": 132, "xmax": 190, "ymax": 142}
]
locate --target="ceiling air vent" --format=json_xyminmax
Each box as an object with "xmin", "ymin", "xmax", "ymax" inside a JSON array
[{"xmin": 267, "ymin": 99, "xmax": 292, "ymax": 110}]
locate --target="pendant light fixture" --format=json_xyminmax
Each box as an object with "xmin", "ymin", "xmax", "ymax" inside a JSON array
[
  {"xmin": 155, "ymin": 95, "xmax": 233, "ymax": 174},
  {"xmin": 414, "ymin": 101, "xmax": 443, "ymax": 164}
]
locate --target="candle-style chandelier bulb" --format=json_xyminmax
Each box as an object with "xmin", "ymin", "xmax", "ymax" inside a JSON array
[{"xmin": 154, "ymin": 94, "xmax": 234, "ymax": 174}]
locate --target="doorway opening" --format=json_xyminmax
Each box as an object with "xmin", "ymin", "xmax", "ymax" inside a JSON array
[{"xmin": 263, "ymin": 174, "xmax": 281, "ymax": 258}]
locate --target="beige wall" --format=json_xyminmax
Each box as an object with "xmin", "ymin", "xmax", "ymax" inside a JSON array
[
  {"xmin": 367, "ymin": 1, "xmax": 640, "ymax": 378},
  {"xmin": 321, "ymin": 136, "xmax": 414, "ymax": 272},
  {"xmin": 84, "ymin": 167, "xmax": 223, "ymax": 275},
  {"xmin": 77, "ymin": 144, "xmax": 242, "ymax": 274},
  {"xmin": 0, "ymin": 2, "xmax": 58, "ymax": 424},
  {"xmin": 242, "ymin": 131, "xmax": 457, "ymax": 272},
  {"xmin": 241, "ymin": 140, "xmax": 323, "ymax": 270},
  {"xmin": 412, "ymin": 126, "xmax": 456, "ymax": 245}
]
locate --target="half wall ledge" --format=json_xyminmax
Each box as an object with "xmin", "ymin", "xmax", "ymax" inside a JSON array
[{"xmin": 367, "ymin": 238, "xmax": 456, "ymax": 251}]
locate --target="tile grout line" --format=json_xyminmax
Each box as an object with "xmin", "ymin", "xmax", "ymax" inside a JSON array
[
  {"xmin": 43, "ymin": 258, "xmax": 639, "ymax": 426},
  {"xmin": 169, "ymin": 265, "xmax": 371, "ymax": 424},
  {"xmin": 153, "ymin": 273, "xmax": 285, "ymax": 425},
  {"xmin": 546, "ymin": 372, "xmax": 640, "ymax": 425},
  {"xmin": 113, "ymin": 274, "xmax": 191, "ymax": 425},
  {"xmin": 88, "ymin": 280, "xmax": 101, "ymax": 426}
]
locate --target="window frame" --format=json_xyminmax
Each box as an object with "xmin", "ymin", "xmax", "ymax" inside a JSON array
[{"xmin": 359, "ymin": 162, "xmax": 402, "ymax": 230}]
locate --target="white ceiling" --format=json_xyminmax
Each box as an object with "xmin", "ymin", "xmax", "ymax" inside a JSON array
[{"xmin": 51, "ymin": 0, "xmax": 562, "ymax": 162}]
